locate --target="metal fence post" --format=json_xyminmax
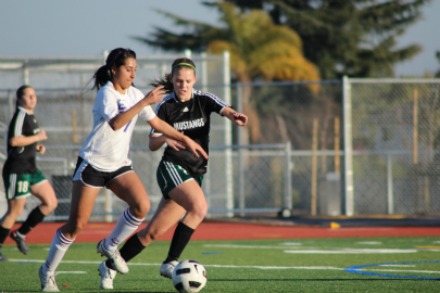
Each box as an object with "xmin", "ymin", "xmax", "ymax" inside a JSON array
[
  {"xmin": 223, "ymin": 51, "xmax": 233, "ymax": 217},
  {"xmin": 387, "ymin": 154, "xmax": 394, "ymax": 214},
  {"xmin": 342, "ymin": 76, "xmax": 354, "ymax": 216},
  {"xmin": 236, "ymin": 83, "xmax": 245, "ymax": 216},
  {"xmin": 284, "ymin": 141, "xmax": 292, "ymax": 211}
]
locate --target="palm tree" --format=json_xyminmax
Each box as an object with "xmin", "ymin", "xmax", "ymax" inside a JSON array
[
  {"xmin": 134, "ymin": 2, "xmax": 320, "ymax": 143},
  {"xmin": 206, "ymin": 2, "xmax": 319, "ymax": 142}
]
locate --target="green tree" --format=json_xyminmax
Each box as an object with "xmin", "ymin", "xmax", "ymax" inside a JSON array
[
  {"xmin": 135, "ymin": 2, "xmax": 319, "ymax": 142},
  {"xmin": 224, "ymin": 0, "xmax": 430, "ymax": 78},
  {"xmin": 205, "ymin": 2, "xmax": 320, "ymax": 142},
  {"xmin": 135, "ymin": 0, "xmax": 430, "ymax": 79},
  {"xmin": 205, "ymin": 3, "xmax": 319, "ymax": 83}
]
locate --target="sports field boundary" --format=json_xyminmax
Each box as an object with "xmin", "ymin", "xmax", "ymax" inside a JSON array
[{"xmin": 3, "ymin": 217, "xmax": 440, "ymax": 245}]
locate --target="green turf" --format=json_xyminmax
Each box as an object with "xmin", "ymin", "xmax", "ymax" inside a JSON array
[{"xmin": 1, "ymin": 237, "xmax": 439, "ymax": 292}]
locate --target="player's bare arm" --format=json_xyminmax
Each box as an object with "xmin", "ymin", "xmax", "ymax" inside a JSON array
[
  {"xmin": 149, "ymin": 133, "xmax": 186, "ymax": 152},
  {"xmin": 108, "ymin": 86, "xmax": 165, "ymax": 130},
  {"xmin": 148, "ymin": 116, "xmax": 208, "ymax": 159},
  {"xmin": 9, "ymin": 128, "xmax": 48, "ymax": 147},
  {"xmin": 221, "ymin": 107, "xmax": 248, "ymax": 126}
]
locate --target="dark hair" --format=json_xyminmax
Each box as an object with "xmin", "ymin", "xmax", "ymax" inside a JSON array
[
  {"xmin": 93, "ymin": 48, "xmax": 136, "ymax": 90},
  {"xmin": 16, "ymin": 85, "xmax": 32, "ymax": 107},
  {"xmin": 151, "ymin": 57, "xmax": 196, "ymax": 93},
  {"xmin": 16, "ymin": 85, "xmax": 32, "ymax": 99}
]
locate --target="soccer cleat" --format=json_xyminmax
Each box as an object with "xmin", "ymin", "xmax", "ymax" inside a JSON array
[
  {"xmin": 160, "ymin": 260, "xmax": 179, "ymax": 279},
  {"xmin": 10, "ymin": 230, "xmax": 29, "ymax": 255},
  {"xmin": 97, "ymin": 239, "xmax": 128, "ymax": 274},
  {"xmin": 39, "ymin": 265, "xmax": 60, "ymax": 292},
  {"xmin": 98, "ymin": 261, "xmax": 117, "ymax": 290}
]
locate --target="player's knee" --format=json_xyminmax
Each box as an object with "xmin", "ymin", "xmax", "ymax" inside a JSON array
[
  {"xmin": 130, "ymin": 201, "xmax": 150, "ymax": 219},
  {"xmin": 47, "ymin": 198, "xmax": 58, "ymax": 212},
  {"xmin": 64, "ymin": 219, "xmax": 87, "ymax": 236},
  {"xmin": 190, "ymin": 202, "xmax": 208, "ymax": 221},
  {"xmin": 8, "ymin": 207, "xmax": 24, "ymax": 219}
]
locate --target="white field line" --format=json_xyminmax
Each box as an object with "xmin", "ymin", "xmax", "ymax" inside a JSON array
[
  {"xmin": 204, "ymin": 244, "xmax": 292, "ymax": 249},
  {"xmin": 7, "ymin": 259, "xmax": 439, "ymax": 276},
  {"xmin": 355, "ymin": 241, "xmax": 382, "ymax": 245},
  {"xmin": 284, "ymin": 249, "xmax": 417, "ymax": 254},
  {"xmin": 204, "ymin": 244, "xmax": 417, "ymax": 254},
  {"xmin": 56, "ymin": 271, "xmax": 87, "ymax": 275},
  {"xmin": 7, "ymin": 258, "xmax": 342, "ymax": 271}
]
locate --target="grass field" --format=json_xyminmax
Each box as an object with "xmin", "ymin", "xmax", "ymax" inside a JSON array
[{"xmin": 1, "ymin": 236, "xmax": 439, "ymax": 292}]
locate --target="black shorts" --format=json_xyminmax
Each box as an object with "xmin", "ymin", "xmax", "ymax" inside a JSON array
[{"xmin": 72, "ymin": 157, "xmax": 134, "ymax": 188}]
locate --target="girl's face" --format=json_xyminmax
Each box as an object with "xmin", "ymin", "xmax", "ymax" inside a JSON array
[
  {"xmin": 112, "ymin": 57, "xmax": 137, "ymax": 93},
  {"xmin": 173, "ymin": 67, "xmax": 197, "ymax": 102},
  {"xmin": 18, "ymin": 87, "xmax": 37, "ymax": 112}
]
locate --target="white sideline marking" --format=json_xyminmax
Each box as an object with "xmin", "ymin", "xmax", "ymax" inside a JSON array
[
  {"xmin": 204, "ymin": 244, "xmax": 300, "ymax": 249},
  {"xmin": 208, "ymin": 264, "xmax": 341, "ymax": 271},
  {"xmin": 8, "ymin": 259, "xmax": 162, "ymax": 266},
  {"xmin": 356, "ymin": 241, "xmax": 382, "ymax": 245},
  {"xmin": 7, "ymin": 259, "xmax": 439, "ymax": 275},
  {"xmin": 57, "ymin": 271, "xmax": 87, "ymax": 275},
  {"xmin": 7, "ymin": 258, "xmax": 343, "ymax": 271},
  {"xmin": 279, "ymin": 242, "xmax": 302, "ymax": 246},
  {"xmin": 204, "ymin": 244, "xmax": 417, "ymax": 254},
  {"xmin": 284, "ymin": 249, "xmax": 417, "ymax": 254}
]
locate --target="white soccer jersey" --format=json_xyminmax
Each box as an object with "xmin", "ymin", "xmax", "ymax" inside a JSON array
[{"xmin": 79, "ymin": 81, "xmax": 156, "ymax": 171}]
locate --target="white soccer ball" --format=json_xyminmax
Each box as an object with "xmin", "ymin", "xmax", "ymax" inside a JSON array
[{"xmin": 172, "ymin": 259, "xmax": 207, "ymax": 293}]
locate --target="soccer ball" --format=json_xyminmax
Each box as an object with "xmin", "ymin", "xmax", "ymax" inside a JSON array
[{"xmin": 172, "ymin": 260, "xmax": 207, "ymax": 293}]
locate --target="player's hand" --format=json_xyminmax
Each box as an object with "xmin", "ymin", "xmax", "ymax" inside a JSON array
[
  {"xmin": 38, "ymin": 129, "xmax": 48, "ymax": 141},
  {"xmin": 183, "ymin": 136, "xmax": 208, "ymax": 159},
  {"xmin": 232, "ymin": 112, "xmax": 248, "ymax": 126},
  {"xmin": 142, "ymin": 86, "xmax": 166, "ymax": 106},
  {"xmin": 36, "ymin": 144, "xmax": 46, "ymax": 154},
  {"xmin": 165, "ymin": 138, "xmax": 186, "ymax": 151}
]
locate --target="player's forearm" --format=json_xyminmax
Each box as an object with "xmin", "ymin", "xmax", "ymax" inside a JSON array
[
  {"xmin": 149, "ymin": 135, "xmax": 166, "ymax": 151},
  {"xmin": 221, "ymin": 107, "xmax": 236, "ymax": 121},
  {"xmin": 149, "ymin": 117, "xmax": 185, "ymax": 143},
  {"xmin": 108, "ymin": 103, "xmax": 144, "ymax": 130},
  {"xmin": 9, "ymin": 135, "xmax": 41, "ymax": 147}
]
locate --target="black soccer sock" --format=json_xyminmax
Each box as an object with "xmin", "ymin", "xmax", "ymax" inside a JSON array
[
  {"xmin": 17, "ymin": 207, "xmax": 45, "ymax": 235},
  {"xmin": 164, "ymin": 221, "xmax": 195, "ymax": 263},
  {"xmin": 0, "ymin": 226, "xmax": 10, "ymax": 245},
  {"xmin": 120, "ymin": 233, "xmax": 146, "ymax": 262}
]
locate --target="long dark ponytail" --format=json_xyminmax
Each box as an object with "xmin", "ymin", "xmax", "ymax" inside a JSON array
[
  {"xmin": 93, "ymin": 48, "xmax": 136, "ymax": 90},
  {"xmin": 150, "ymin": 57, "xmax": 196, "ymax": 93}
]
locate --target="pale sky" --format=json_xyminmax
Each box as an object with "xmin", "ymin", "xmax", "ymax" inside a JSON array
[{"xmin": 0, "ymin": 0, "xmax": 439, "ymax": 77}]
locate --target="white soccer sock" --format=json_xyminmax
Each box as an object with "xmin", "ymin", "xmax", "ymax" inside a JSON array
[
  {"xmin": 43, "ymin": 228, "xmax": 74, "ymax": 272},
  {"xmin": 104, "ymin": 208, "xmax": 143, "ymax": 251}
]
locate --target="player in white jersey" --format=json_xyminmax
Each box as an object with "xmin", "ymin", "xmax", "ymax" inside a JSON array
[
  {"xmin": 79, "ymin": 82, "xmax": 155, "ymax": 171},
  {"xmin": 39, "ymin": 48, "xmax": 207, "ymax": 292}
]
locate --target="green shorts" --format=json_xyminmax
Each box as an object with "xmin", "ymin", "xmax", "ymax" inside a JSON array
[
  {"xmin": 157, "ymin": 160, "xmax": 203, "ymax": 199},
  {"xmin": 2, "ymin": 168, "xmax": 47, "ymax": 200}
]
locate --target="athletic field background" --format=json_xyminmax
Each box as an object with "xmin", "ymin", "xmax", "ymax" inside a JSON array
[{"xmin": 1, "ymin": 219, "xmax": 440, "ymax": 292}]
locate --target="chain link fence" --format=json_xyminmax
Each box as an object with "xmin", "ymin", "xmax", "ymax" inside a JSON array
[
  {"xmin": 0, "ymin": 53, "xmax": 235, "ymax": 221},
  {"xmin": 0, "ymin": 54, "xmax": 439, "ymax": 221},
  {"xmin": 346, "ymin": 79, "xmax": 440, "ymax": 216}
]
